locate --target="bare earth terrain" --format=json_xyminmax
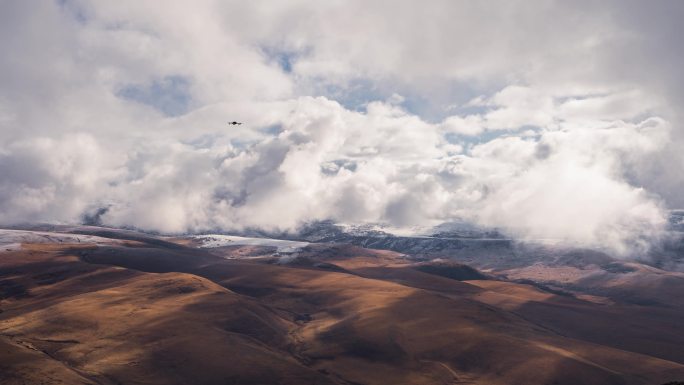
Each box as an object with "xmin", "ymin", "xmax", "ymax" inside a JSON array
[{"xmin": 1, "ymin": 227, "xmax": 683, "ymax": 385}]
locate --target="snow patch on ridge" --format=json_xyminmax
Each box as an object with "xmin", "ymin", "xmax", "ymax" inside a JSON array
[
  {"xmin": 193, "ymin": 234, "xmax": 309, "ymax": 253},
  {"xmin": 0, "ymin": 229, "xmax": 115, "ymax": 247}
]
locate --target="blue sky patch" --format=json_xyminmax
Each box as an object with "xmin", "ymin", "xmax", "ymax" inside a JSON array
[
  {"xmin": 261, "ymin": 46, "xmax": 310, "ymax": 74},
  {"xmin": 117, "ymin": 75, "xmax": 192, "ymax": 117}
]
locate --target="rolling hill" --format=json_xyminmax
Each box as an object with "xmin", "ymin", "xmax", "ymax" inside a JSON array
[{"xmin": 1, "ymin": 227, "xmax": 683, "ymax": 385}]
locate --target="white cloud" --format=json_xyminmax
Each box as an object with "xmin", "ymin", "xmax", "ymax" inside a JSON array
[
  {"xmin": 440, "ymin": 116, "xmax": 485, "ymax": 137},
  {"xmin": 484, "ymin": 86, "xmax": 556, "ymax": 130},
  {"xmin": 0, "ymin": 1, "xmax": 683, "ymax": 256},
  {"xmin": 469, "ymin": 118, "xmax": 670, "ymax": 255}
]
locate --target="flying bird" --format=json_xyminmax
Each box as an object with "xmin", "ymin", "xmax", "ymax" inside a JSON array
[{"xmin": 227, "ymin": 121, "xmax": 243, "ymax": 125}]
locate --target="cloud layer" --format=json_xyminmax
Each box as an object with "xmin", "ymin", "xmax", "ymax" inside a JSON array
[{"xmin": 1, "ymin": 1, "xmax": 683, "ymax": 256}]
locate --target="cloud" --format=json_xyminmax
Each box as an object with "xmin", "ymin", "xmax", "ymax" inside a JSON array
[
  {"xmin": 1, "ymin": 1, "xmax": 683, "ymax": 256},
  {"xmin": 0, "ymin": 134, "xmax": 117, "ymax": 224},
  {"xmin": 440, "ymin": 116, "xmax": 485, "ymax": 137},
  {"xmin": 469, "ymin": 117, "xmax": 670, "ymax": 255}
]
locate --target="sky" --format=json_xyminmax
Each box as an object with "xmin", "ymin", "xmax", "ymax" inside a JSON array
[{"xmin": 1, "ymin": 0, "xmax": 683, "ymax": 255}]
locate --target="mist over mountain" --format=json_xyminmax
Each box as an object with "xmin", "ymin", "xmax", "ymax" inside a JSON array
[{"xmin": 233, "ymin": 210, "xmax": 684, "ymax": 267}]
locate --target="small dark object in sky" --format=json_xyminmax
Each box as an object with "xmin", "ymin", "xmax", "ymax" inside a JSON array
[{"xmin": 227, "ymin": 121, "xmax": 243, "ymax": 125}]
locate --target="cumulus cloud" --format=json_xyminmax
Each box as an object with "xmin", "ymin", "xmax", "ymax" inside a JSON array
[
  {"xmin": 470, "ymin": 117, "xmax": 670, "ymax": 254},
  {"xmin": 1, "ymin": 0, "xmax": 683, "ymax": 256}
]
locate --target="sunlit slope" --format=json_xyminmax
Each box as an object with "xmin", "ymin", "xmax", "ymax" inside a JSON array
[{"xmin": 1, "ymin": 228, "xmax": 683, "ymax": 385}]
